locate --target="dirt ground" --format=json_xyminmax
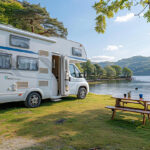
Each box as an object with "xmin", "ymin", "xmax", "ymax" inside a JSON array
[{"xmin": 0, "ymin": 137, "xmax": 38, "ymax": 150}]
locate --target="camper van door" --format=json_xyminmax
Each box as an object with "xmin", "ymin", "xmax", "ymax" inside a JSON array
[{"xmin": 61, "ymin": 56, "xmax": 69, "ymax": 96}]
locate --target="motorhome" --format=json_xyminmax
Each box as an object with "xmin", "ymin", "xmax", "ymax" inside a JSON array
[{"xmin": 0, "ymin": 24, "xmax": 89, "ymax": 108}]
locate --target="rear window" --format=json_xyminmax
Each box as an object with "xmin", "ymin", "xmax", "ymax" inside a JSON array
[{"xmin": 0, "ymin": 53, "xmax": 11, "ymax": 69}]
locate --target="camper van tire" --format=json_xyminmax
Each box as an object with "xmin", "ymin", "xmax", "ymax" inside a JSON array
[
  {"xmin": 77, "ymin": 87, "xmax": 87, "ymax": 99},
  {"xmin": 24, "ymin": 92, "xmax": 41, "ymax": 108}
]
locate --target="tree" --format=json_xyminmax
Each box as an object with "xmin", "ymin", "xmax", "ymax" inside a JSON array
[
  {"xmin": 94, "ymin": 64, "xmax": 106, "ymax": 78},
  {"xmin": 93, "ymin": 0, "xmax": 150, "ymax": 33},
  {"xmin": 122, "ymin": 67, "xmax": 133, "ymax": 78},
  {"xmin": 81, "ymin": 60, "xmax": 95, "ymax": 79},
  {"xmin": 104, "ymin": 66, "xmax": 116, "ymax": 78},
  {"xmin": 111, "ymin": 65, "xmax": 122, "ymax": 77},
  {"xmin": 76, "ymin": 63, "xmax": 84, "ymax": 73},
  {"xmin": 0, "ymin": 0, "xmax": 68, "ymax": 38},
  {"xmin": 100, "ymin": 67, "xmax": 106, "ymax": 78},
  {"xmin": 0, "ymin": 0, "xmax": 23, "ymax": 24}
]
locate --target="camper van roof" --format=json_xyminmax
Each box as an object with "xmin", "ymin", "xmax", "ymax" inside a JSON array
[{"xmin": 0, "ymin": 24, "xmax": 56, "ymax": 43}]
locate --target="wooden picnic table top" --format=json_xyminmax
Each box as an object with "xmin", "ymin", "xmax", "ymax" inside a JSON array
[{"xmin": 112, "ymin": 96, "xmax": 150, "ymax": 102}]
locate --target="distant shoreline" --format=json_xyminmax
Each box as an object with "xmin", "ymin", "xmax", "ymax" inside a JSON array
[{"xmin": 88, "ymin": 77, "xmax": 132, "ymax": 84}]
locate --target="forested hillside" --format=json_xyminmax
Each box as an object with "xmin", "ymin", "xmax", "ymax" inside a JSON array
[
  {"xmin": 99, "ymin": 56, "xmax": 150, "ymax": 75},
  {"xmin": 0, "ymin": 0, "xmax": 67, "ymax": 38}
]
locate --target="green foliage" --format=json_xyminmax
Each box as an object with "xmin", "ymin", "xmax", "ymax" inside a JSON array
[
  {"xmin": 93, "ymin": 0, "xmax": 150, "ymax": 33},
  {"xmin": 104, "ymin": 66, "xmax": 116, "ymax": 78},
  {"xmin": 0, "ymin": 0, "xmax": 68, "ymax": 38},
  {"xmin": 94, "ymin": 64, "xmax": 106, "ymax": 78},
  {"xmin": 79, "ymin": 60, "xmax": 132, "ymax": 80},
  {"xmin": 76, "ymin": 63, "xmax": 83, "ymax": 73},
  {"xmin": 122, "ymin": 67, "xmax": 133, "ymax": 77},
  {"xmin": 111, "ymin": 65, "xmax": 122, "ymax": 77},
  {"xmin": 0, "ymin": 0, "xmax": 23, "ymax": 24},
  {"xmin": 81, "ymin": 60, "xmax": 95, "ymax": 79}
]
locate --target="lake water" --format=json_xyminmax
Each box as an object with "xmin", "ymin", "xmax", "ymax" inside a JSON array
[{"xmin": 89, "ymin": 76, "xmax": 150, "ymax": 98}]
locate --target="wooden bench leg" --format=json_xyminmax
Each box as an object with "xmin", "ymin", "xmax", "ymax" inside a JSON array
[
  {"xmin": 143, "ymin": 114, "xmax": 146, "ymax": 125},
  {"xmin": 123, "ymin": 102, "xmax": 124, "ymax": 107},
  {"xmin": 112, "ymin": 109, "xmax": 116, "ymax": 120}
]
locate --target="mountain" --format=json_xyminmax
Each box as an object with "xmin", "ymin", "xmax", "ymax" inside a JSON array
[{"xmin": 98, "ymin": 56, "xmax": 150, "ymax": 76}]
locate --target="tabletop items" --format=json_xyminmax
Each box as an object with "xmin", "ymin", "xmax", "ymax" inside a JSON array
[
  {"xmin": 123, "ymin": 91, "xmax": 131, "ymax": 98},
  {"xmin": 123, "ymin": 91, "xmax": 144, "ymax": 100}
]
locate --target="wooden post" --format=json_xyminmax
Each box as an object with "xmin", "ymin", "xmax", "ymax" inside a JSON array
[
  {"xmin": 123, "ymin": 102, "xmax": 125, "ymax": 107},
  {"xmin": 144, "ymin": 102, "xmax": 147, "ymax": 111},
  {"xmin": 112, "ymin": 109, "xmax": 116, "ymax": 120},
  {"xmin": 115, "ymin": 98, "xmax": 121, "ymax": 107},
  {"xmin": 143, "ymin": 114, "xmax": 146, "ymax": 125}
]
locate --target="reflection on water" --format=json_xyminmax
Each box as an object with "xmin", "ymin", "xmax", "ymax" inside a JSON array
[{"xmin": 89, "ymin": 76, "xmax": 150, "ymax": 98}]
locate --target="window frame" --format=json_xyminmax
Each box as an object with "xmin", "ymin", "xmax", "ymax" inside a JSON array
[
  {"xmin": 69, "ymin": 64, "xmax": 76, "ymax": 78},
  {"xmin": 17, "ymin": 56, "xmax": 39, "ymax": 71},
  {"xmin": 0, "ymin": 52, "xmax": 12, "ymax": 70},
  {"xmin": 69, "ymin": 64, "xmax": 81, "ymax": 78},
  {"xmin": 72, "ymin": 47, "xmax": 82, "ymax": 57},
  {"xmin": 74, "ymin": 65, "xmax": 81, "ymax": 78},
  {"xmin": 10, "ymin": 34, "xmax": 30, "ymax": 49}
]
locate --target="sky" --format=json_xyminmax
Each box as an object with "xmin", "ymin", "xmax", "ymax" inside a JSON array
[{"xmin": 25, "ymin": 0, "xmax": 150, "ymax": 62}]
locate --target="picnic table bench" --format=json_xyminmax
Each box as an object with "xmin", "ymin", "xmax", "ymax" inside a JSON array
[{"xmin": 106, "ymin": 97, "xmax": 150, "ymax": 125}]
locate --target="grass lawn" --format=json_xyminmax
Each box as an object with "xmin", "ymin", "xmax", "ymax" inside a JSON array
[{"xmin": 0, "ymin": 93, "xmax": 150, "ymax": 150}]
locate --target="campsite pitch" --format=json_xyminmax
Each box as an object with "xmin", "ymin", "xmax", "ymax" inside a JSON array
[{"xmin": 0, "ymin": 93, "xmax": 150, "ymax": 150}]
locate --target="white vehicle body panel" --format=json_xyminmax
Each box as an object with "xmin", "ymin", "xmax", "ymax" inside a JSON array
[{"xmin": 0, "ymin": 24, "xmax": 89, "ymax": 104}]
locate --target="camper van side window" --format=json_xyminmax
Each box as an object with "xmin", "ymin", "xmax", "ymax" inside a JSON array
[
  {"xmin": 72, "ymin": 47, "xmax": 82, "ymax": 57},
  {"xmin": 69, "ymin": 64, "xmax": 81, "ymax": 78},
  {"xmin": 17, "ymin": 56, "xmax": 38, "ymax": 71},
  {"xmin": 10, "ymin": 35, "xmax": 30, "ymax": 49},
  {"xmin": 69, "ymin": 64, "xmax": 76, "ymax": 77},
  {"xmin": 0, "ymin": 53, "xmax": 11, "ymax": 69}
]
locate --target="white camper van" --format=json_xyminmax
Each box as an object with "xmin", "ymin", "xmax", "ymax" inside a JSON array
[{"xmin": 0, "ymin": 24, "xmax": 89, "ymax": 108}]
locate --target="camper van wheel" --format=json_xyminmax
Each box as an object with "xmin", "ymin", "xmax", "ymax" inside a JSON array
[
  {"xmin": 77, "ymin": 87, "xmax": 87, "ymax": 99},
  {"xmin": 25, "ymin": 92, "xmax": 41, "ymax": 108}
]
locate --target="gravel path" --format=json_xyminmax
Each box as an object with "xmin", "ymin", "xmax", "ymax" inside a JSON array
[{"xmin": 0, "ymin": 137, "xmax": 38, "ymax": 150}]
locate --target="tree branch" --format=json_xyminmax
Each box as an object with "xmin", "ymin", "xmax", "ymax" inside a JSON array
[{"xmin": 134, "ymin": 4, "xmax": 148, "ymax": 17}]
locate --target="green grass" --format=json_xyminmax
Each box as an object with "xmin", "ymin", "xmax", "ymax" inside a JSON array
[{"xmin": 1, "ymin": 93, "xmax": 150, "ymax": 150}]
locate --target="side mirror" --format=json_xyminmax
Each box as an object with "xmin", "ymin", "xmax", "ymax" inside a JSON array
[
  {"xmin": 83, "ymin": 72, "xmax": 87, "ymax": 78},
  {"xmin": 79, "ymin": 73, "xmax": 84, "ymax": 78},
  {"xmin": 69, "ymin": 77, "xmax": 71, "ymax": 81}
]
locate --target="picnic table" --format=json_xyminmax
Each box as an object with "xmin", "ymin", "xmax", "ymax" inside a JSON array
[{"xmin": 106, "ymin": 97, "xmax": 150, "ymax": 125}]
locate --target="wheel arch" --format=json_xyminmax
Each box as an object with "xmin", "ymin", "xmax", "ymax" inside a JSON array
[
  {"xmin": 24, "ymin": 89, "xmax": 44, "ymax": 100},
  {"xmin": 77, "ymin": 86, "xmax": 88, "ymax": 94},
  {"xmin": 30, "ymin": 91, "xmax": 42, "ymax": 99}
]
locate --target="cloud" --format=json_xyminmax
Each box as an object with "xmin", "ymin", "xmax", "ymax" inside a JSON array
[
  {"xmin": 115, "ymin": 13, "xmax": 134, "ymax": 22},
  {"xmin": 90, "ymin": 56, "xmax": 115, "ymax": 63},
  {"xmin": 106, "ymin": 45, "xmax": 123, "ymax": 51}
]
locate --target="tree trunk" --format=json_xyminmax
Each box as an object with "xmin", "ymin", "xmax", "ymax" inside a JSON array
[{"xmin": 30, "ymin": 19, "xmax": 34, "ymax": 33}]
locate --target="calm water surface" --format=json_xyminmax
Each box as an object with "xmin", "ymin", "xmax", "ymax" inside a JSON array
[{"xmin": 89, "ymin": 76, "xmax": 150, "ymax": 98}]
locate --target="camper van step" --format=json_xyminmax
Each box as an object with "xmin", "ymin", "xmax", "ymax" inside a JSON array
[
  {"xmin": 51, "ymin": 99, "xmax": 62, "ymax": 102},
  {"xmin": 50, "ymin": 96, "xmax": 62, "ymax": 99}
]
